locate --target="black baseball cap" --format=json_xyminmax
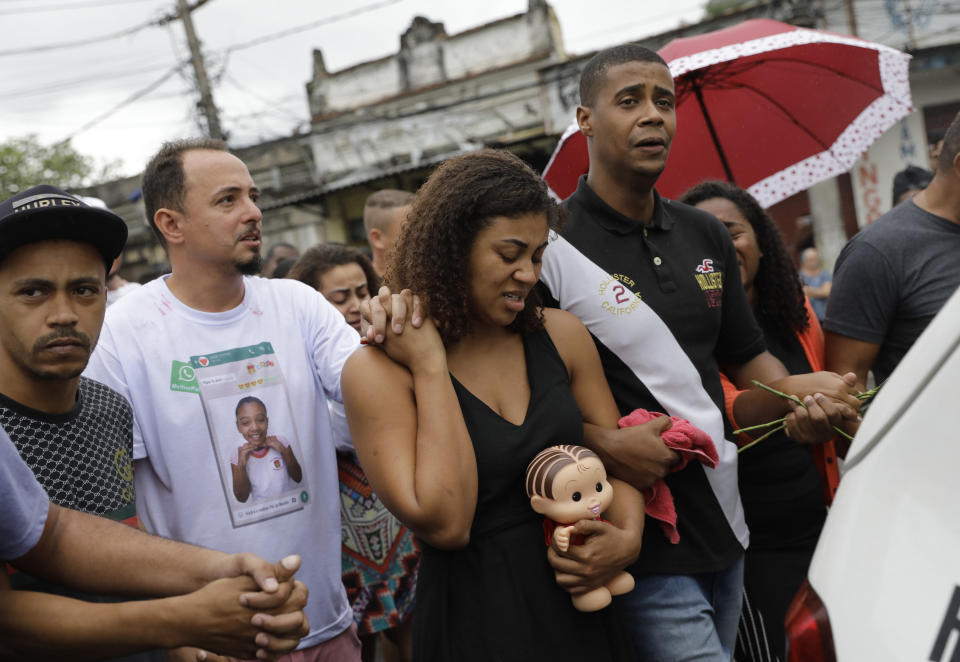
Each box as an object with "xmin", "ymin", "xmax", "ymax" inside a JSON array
[{"xmin": 0, "ymin": 185, "xmax": 128, "ymax": 270}]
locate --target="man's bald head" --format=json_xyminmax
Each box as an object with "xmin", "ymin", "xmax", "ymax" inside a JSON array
[{"xmin": 363, "ymin": 189, "xmax": 413, "ymax": 276}]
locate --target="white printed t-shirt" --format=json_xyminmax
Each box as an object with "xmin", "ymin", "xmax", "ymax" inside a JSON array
[{"xmin": 84, "ymin": 275, "xmax": 360, "ymax": 648}]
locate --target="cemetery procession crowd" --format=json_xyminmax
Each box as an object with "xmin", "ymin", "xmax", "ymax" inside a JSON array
[{"xmin": 2, "ymin": 42, "xmax": 960, "ymax": 662}]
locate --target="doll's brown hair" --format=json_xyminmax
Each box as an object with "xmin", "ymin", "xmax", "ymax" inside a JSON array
[{"xmin": 525, "ymin": 445, "xmax": 600, "ymax": 500}]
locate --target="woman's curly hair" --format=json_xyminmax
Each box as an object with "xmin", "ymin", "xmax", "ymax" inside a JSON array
[
  {"xmin": 385, "ymin": 149, "xmax": 561, "ymax": 345},
  {"xmin": 680, "ymin": 181, "xmax": 808, "ymax": 345}
]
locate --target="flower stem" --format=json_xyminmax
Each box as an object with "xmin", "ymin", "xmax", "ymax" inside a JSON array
[
  {"xmin": 751, "ymin": 379, "xmax": 805, "ymax": 407},
  {"xmin": 751, "ymin": 379, "xmax": 854, "ymax": 442},
  {"xmin": 738, "ymin": 423, "xmax": 786, "ymax": 453},
  {"xmin": 856, "ymin": 382, "xmax": 884, "ymax": 401},
  {"xmin": 833, "ymin": 427, "xmax": 854, "ymax": 441},
  {"xmin": 733, "ymin": 417, "xmax": 788, "ymax": 435}
]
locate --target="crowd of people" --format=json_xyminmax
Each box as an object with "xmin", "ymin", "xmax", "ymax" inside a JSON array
[{"xmin": 2, "ymin": 42, "xmax": 959, "ymax": 662}]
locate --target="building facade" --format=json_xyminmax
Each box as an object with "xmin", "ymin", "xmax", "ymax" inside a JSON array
[
  {"xmin": 300, "ymin": 0, "xmax": 568, "ymax": 244},
  {"xmin": 85, "ymin": 0, "xmax": 959, "ymax": 279}
]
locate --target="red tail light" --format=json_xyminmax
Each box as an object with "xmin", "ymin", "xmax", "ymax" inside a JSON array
[{"xmin": 785, "ymin": 579, "xmax": 837, "ymax": 662}]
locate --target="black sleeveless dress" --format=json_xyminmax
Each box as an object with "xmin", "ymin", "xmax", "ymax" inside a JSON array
[{"xmin": 412, "ymin": 328, "xmax": 635, "ymax": 661}]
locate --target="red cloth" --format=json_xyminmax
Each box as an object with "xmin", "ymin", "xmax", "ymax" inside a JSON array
[{"xmin": 617, "ymin": 409, "xmax": 718, "ymax": 544}]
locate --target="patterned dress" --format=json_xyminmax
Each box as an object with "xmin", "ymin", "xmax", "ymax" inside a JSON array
[{"xmin": 339, "ymin": 451, "xmax": 420, "ymax": 634}]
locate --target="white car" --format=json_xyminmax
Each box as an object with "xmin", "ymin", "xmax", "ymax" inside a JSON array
[{"xmin": 785, "ymin": 285, "xmax": 960, "ymax": 661}]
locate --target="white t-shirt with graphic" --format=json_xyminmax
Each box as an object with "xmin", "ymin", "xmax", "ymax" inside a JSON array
[{"xmin": 85, "ymin": 275, "xmax": 360, "ymax": 648}]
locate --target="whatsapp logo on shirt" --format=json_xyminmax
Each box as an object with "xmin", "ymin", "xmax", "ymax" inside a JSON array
[{"xmin": 170, "ymin": 360, "xmax": 200, "ymax": 394}]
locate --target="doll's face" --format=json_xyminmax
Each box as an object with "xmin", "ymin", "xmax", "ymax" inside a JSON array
[{"xmin": 538, "ymin": 457, "xmax": 614, "ymax": 523}]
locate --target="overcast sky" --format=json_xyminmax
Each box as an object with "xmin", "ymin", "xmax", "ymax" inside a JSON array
[{"xmin": 1, "ymin": 0, "xmax": 707, "ymax": 177}]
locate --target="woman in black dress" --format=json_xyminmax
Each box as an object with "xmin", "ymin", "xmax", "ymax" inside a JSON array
[{"xmin": 342, "ymin": 150, "xmax": 643, "ymax": 661}]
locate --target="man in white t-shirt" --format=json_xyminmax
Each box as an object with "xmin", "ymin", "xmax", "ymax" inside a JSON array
[{"xmin": 85, "ymin": 138, "xmax": 364, "ymax": 662}]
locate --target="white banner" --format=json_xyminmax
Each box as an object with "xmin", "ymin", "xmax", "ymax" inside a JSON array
[{"xmin": 850, "ymin": 112, "xmax": 929, "ymax": 228}]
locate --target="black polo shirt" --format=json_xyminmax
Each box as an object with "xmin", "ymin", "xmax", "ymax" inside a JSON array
[{"xmin": 539, "ymin": 176, "xmax": 765, "ymax": 575}]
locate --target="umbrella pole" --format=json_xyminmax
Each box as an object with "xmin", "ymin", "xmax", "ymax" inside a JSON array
[{"xmin": 692, "ymin": 82, "xmax": 735, "ymax": 184}]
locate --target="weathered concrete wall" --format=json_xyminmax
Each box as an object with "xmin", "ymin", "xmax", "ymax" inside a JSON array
[{"xmin": 307, "ymin": 0, "xmax": 562, "ymax": 118}]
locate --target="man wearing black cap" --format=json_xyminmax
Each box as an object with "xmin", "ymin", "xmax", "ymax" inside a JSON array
[
  {"xmin": 0, "ymin": 185, "xmax": 156, "ymax": 660},
  {"xmin": 0, "ymin": 186, "xmax": 138, "ymax": 514},
  {"xmin": 0, "ymin": 186, "xmax": 134, "ymax": 504}
]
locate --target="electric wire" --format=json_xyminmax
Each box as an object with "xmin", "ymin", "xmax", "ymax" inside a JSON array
[
  {"xmin": 0, "ymin": 0, "xmax": 157, "ymax": 16},
  {"xmin": 46, "ymin": 0, "xmax": 406, "ymax": 140},
  {"xmin": 221, "ymin": 0, "xmax": 405, "ymax": 54},
  {"xmin": 0, "ymin": 0, "xmax": 207, "ymax": 56},
  {"xmin": 221, "ymin": 73, "xmax": 305, "ymax": 123},
  {"xmin": 57, "ymin": 64, "xmax": 181, "ymax": 142},
  {"xmin": 7, "ymin": 61, "xmax": 173, "ymax": 99},
  {"xmin": 0, "ymin": 17, "xmax": 159, "ymax": 56}
]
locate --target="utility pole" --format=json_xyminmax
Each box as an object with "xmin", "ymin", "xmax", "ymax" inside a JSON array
[
  {"xmin": 843, "ymin": 0, "xmax": 859, "ymax": 36},
  {"xmin": 903, "ymin": 0, "xmax": 917, "ymax": 50},
  {"xmin": 177, "ymin": 0, "xmax": 226, "ymax": 141}
]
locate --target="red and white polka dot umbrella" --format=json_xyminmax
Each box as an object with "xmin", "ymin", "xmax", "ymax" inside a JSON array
[{"xmin": 543, "ymin": 19, "xmax": 913, "ymax": 208}]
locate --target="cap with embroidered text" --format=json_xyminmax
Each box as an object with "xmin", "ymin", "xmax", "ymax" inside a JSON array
[{"xmin": 0, "ymin": 185, "xmax": 127, "ymax": 269}]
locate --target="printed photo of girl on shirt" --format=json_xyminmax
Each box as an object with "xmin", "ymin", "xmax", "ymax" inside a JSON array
[
  {"xmin": 230, "ymin": 396, "xmax": 303, "ymax": 503},
  {"xmin": 193, "ymin": 342, "xmax": 309, "ymax": 527}
]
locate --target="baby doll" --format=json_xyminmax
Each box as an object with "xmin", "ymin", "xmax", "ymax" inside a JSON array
[{"xmin": 525, "ymin": 444, "xmax": 635, "ymax": 612}]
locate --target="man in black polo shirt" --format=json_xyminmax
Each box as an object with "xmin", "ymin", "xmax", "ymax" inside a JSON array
[{"xmin": 538, "ymin": 45, "xmax": 855, "ymax": 662}]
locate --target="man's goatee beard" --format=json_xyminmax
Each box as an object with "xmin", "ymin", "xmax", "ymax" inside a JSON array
[{"xmin": 237, "ymin": 253, "xmax": 263, "ymax": 276}]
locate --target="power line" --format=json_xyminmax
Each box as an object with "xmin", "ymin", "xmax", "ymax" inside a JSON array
[
  {"xmin": 1, "ymin": 0, "xmax": 404, "ymax": 122},
  {"xmin": 7, "ymin": 61, "xmax": 172, "ymax": 99},
  {"xmin": 191, "ymin": 0, "xmax": 404, "ymax": 141},
  {"xmin": 567, "ymin": 5, "xmax": 707, "ymax": 47},
  {"xmin": 221, "ymin": 74, "xmax": 305, "ymax": 123},
  {"xmin": 8, "ymin": 0, "xmax": 415, "ymax": 146},
  {"xmin": 222, "ymin": 0, "xmax": 405, "ymax": 54},
  {"xmin": 58, "ymin": 64, "xmax": 181, "ymax": 142},
  {"xmin": 153, "ymin": 0, "xmax": 210, "ymax": 25},
  {"xmin": 0, "ymin": 0, "xmax": 398, "ymax": 60},
  {"xmin": 0, "ymin": 0, "xmax": 156, "ymax": 16},
  {"xmin": 0, "ymin": 16, "xmax": 158, "ymax": 56},
  {"xmin": 0, "ymin": 0, "xmax": 209, "ymax": 57}
]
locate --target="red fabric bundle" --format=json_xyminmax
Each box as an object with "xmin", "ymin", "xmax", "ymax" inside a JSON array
[{"xmin": 617, "ymin": 409, "xmax": 718, "ymax": 544}]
